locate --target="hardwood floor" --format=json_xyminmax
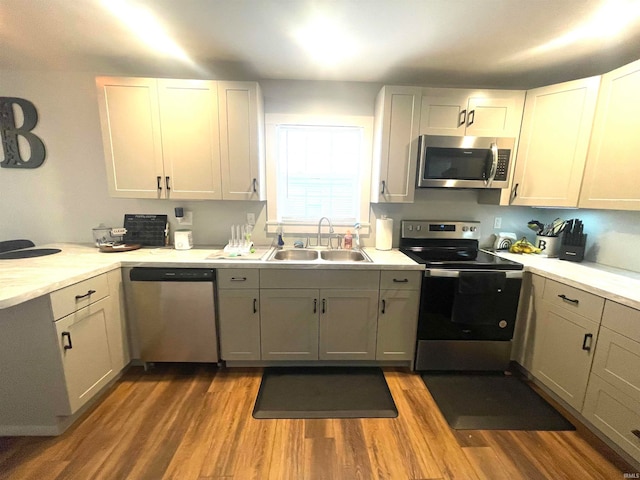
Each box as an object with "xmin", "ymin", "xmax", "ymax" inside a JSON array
[{"xmin": 0, "ymin": 365, "xmax": 635, "ymax": 480}]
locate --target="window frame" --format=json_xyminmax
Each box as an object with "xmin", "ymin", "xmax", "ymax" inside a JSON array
[{"xmin": 265, "ymin": 113, "xmax": 373, "ymax": 235}]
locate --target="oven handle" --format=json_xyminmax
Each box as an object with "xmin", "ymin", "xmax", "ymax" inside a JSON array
[{"xmin": 425, "ymin": 269, "xmax": 523, "ymax": 279}]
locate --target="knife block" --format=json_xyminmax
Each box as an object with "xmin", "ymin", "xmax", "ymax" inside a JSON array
[{"xmin": 559, "ymin": 235, "xmax": 586, "ymax": 262}]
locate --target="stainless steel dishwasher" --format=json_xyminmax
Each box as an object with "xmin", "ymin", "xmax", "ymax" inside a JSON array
[{"xmin": 124, "ymin": 267, "xmax": 219, "ymax": 364}]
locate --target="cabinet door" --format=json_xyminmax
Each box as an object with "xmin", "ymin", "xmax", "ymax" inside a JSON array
[
  {"xmin": 218, "ymin": 289, "xmax": 261, "ymax": 361},
  {"xmin": 532, "ymin": 300, "xmax": 599, "ymax": 411},
  {"xmin": 465, "ymin": 92, "xmax": 525, "ymax": 137},
  {"xmin": 511, "ymin": 77, "xmax": 600, "ymax": 207},
  {"xmin": 218, "ymin": 81, "xmax": 265, "ymax": 200},
  {"xmin": 106, "ymin": 269, "xmax": 129, "ymax": 372},
  {"xmin": 376, "ymin": 289, "xmax": 420, "ymax": 361},
  {"xmin": 319, "ymin": 289, "xmax": 379, "ymax": 361},
  {"xmin": 419, "ymin": 88, "xmax": 469, "ymax": 136},
  {"xmin": 511, "ymin": 273, "xmax": 545, "ymax": 371},
  {"xmin": 371, "ymin": 86, "xmax": 422, "ymax": 203},
  {"xmin": 158, "ymin": 79, "xmax": 223, "ymax": 200},
  {"xmin": 260, "ymin": 289, "xmax": 318, "ymax": 360},
  {"xmin": 580, "ymin": 59, "xmax": 640, "ymax": 210},
  {"xmin": 54, "ymin": 297, "xmax": 114, "ymax": 415},
  {"xmin": 96, "ymin": 77, "xmax": 164, "ymax": 198}
]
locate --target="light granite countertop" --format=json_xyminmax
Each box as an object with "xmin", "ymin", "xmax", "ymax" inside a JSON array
[
  {"xmin": 0, "ymin": 243, "xmax": 423, "ymax": 309},
  {"xmin": 491, "ymin": 250, "xmax": 640, "ymax": 310}
]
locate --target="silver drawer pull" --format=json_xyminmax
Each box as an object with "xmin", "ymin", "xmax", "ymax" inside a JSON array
[
  {"xmin": 230, "ymin": 277, "xmax": 247, "ymax": 282},
  {"xmin": 75, "ymin": 289, "xmax": 96, "ymax": 300},
  {"xmin": 558, "ymin": 294, "xmax": 579, "ymax": 305},
  {"xmin": 393, "ymin": 278, "xmax": 409, "ymax": 283}
]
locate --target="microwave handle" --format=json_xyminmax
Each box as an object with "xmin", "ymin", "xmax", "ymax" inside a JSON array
[{"xmin": 485, "ymin": 143, "xmax": 499, "ymax": 186}]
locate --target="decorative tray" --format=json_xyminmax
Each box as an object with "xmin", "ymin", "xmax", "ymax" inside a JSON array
[{"xmin": 99, "ymin": 243, "xmax": 142, "ymax": 253}]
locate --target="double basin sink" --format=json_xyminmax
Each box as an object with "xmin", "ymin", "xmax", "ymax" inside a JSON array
[{"xmin": 268, "ymin": 248, "xmax": 371, "ymax": 263}]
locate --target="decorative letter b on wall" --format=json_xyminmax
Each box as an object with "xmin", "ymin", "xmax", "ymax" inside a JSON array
[{"xmin": 0, "ymin": 97, "xmax": 46, "ymax": 168}]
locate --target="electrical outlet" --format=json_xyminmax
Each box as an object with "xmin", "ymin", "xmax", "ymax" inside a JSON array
[
  {"xmin": 494, "ymin": 216, "xmax": 502, "ymax": 229},
  {"xmin": 177, "ymin": 211, "xmax": 193, "ymax": 226},
  {"xmin": 246, "ymin": 213, "xmax": 255, "ymax": 225}
]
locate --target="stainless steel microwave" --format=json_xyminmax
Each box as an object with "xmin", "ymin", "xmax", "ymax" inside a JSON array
[{"xmin": 416, "ymin": 135, "xmax": 515, "ymax": 189}]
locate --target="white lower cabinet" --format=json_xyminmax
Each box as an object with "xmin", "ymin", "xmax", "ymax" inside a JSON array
[
  {"xmin": 583, "ymin": 301, "xmax": 640, "ymax": 463},
  {"xmin": 258, "ymin": 269, "xmax": 384, "ymax": 362},
  {"xmin": 376, "ymin": 271, "xmax": 422, "ymax": 361},
  {"xmin": 531, "ymin": 300, "xmax": 600, "ymax": 411},
  {"xmin": 55, "ymin": 297, "xmax": 115, "ymax": 415},
  {"xmin": 318, "ymin": 289, "xmax": 379, "ymax": 361},
  {"xmin": 260, "ymin": 289, "xmax": 319, "ymax": 361},
  {"xmin": 0, "ymin": 270, "xmax": 128, "ymax": 436},
  {"xmin": 217, "ymin": 269, "xmax": 261, "ymax": 361}
]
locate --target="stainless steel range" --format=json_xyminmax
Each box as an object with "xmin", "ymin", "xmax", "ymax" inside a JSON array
[{"xmin": 399, "ymin": 220, "xmax": 523, "ymax": 371}]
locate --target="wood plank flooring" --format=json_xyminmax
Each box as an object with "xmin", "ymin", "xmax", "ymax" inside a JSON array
[{"xmin": 0, "ymin": 364, "xmax": 635, "ymax": 480}]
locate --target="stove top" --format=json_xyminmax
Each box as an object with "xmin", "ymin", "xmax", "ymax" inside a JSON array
[{"xmin": 399, "ymin": 220, "xmax": 523, "ymax": 271}]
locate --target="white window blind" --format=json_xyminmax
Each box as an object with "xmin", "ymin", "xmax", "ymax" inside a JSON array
[{"xmin": 276, "ymin": 124, "xmax": 363, "ymax": 223}]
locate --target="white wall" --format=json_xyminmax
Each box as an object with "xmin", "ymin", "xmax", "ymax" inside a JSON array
[{"xmin": 1, "ymin": 69, "xmax": 639, "ymax": 273}]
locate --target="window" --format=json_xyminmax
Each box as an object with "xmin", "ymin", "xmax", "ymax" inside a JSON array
[{"xmin": 266, "ymin": 114, "xmax": 372, "ymax": 234}]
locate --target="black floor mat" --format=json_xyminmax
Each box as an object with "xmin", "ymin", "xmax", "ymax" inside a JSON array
[
  {"xmin": 421, "ymin": 373, "xmax": 575, "ymax": 430},
  {"xmin": 253, "ymin": 367, "xmax": 398, "ymax": 419}
]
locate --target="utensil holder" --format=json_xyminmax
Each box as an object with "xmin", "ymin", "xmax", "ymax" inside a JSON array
[{"xmin": 559, "ymin": 243, "xmax": 586, "ymax": 262}]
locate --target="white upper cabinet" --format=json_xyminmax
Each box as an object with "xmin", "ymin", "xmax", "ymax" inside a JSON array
[
  {"xmin": 157, "ymin": 79, "xmax": 223, "ymax": 200},
  {"xmin": 511, "ymin": 76, "xmax": 600, "ymax": 207},
  {"xmin": 371, "ymin": 85, "xmax": 422, "ymax": 203},
  {"xmin": 218, "ymin": 82, "xmax": 266, "ymax": 201},
  {"xmin": 96, "ymin": 77, "xmax": 265, "ymax": 201},
  {"xmin": 96, "ymin": 77, "xmax": 164, "ymax": 199},
  {"xmin": 579, "ymin": 59, "xmax": 640, "ymax": 210},
  {"xmin": 419, "ymin": 88, "xmax": 525, "ymax": 138}
]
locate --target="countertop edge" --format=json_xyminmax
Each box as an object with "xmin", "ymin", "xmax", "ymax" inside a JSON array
[
  {"xmin": 0, "ymin": 244, "xmax": 423, "ymax": 310},
  {"xmin": 491, "ymin": 251, "xmax": 640, "ymax": 310}
]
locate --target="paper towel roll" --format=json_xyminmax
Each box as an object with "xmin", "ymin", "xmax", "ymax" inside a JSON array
[{"xmin": 376, "ymin": 217, "xmax": 393, "ymax": 250}]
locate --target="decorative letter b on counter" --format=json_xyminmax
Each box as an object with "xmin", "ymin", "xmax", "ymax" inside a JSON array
[{"xmin": 0, "ymin": 97, "xmax": 46, "ymax": 168}]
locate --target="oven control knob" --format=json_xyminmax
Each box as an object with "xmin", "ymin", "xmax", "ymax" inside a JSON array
[
  {"xmin": 408, "ymin": 225, "xmax": 413, "ymax": 231},
  {"xmin": 499, "ymin": 320, "xmax": 508, "ymax": 328},
  {"xmin": 470, "ymin": 226, "xmax": 477, "ymax": 232},
  {"xmin": 462, "ymin": 226, "xmax": 468, "ymax": 232},
  {"xmin": 416, "ymin": 225, "xmax": 421, "ymax": 231}
]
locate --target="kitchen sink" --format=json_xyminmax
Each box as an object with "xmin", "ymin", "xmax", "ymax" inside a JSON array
[
  {"xmin": 270, "ymin": 249, "xmax": 319, "ymax": 261},
  {"xmin": 268, "ymin": 248, "xmax": 371, "ymax": 262},
  {"xmin": 320, "ymin": 250, "xmax": 369, "ymax": 262}
]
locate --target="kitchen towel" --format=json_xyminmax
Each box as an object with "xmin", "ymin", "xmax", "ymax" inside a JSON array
[{"xmin": 375, "ymin": 216, "xmax": 393, "ymax": 250}]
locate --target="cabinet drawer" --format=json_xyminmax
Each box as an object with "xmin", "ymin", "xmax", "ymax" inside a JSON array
[
  {"xmin": 542, "ymin": 279, "xmax": 604, "ymax": 322},
  {"xmin": 260, "ymin": 269, "xmax": 379, "ymax": 289},
  {"xmin": 217, "ymin": 269, "xmax": 259, "ymax": 289},
  {"xmin": 602, "ymin": 301, "xmax": 640, "ymax": 343},
  {"xmin": 592, "ymin": 326, "xmax": 640, "ymax": 403},
  {"xmin": 583, "ymin": 373, "xmax": 640, "ymax": 462},
  {"xmin": 380, "ymin": 271, "xmax": 422, "ymax": 290},
  {"xmin": 50, "ymin": 274, "xmax": 110, "ymax": 320}
]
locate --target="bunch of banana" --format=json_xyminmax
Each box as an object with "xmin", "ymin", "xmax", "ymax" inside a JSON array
[{"xmin": 509, "ymin": 236, "xmax": 542, "ymax": 254}]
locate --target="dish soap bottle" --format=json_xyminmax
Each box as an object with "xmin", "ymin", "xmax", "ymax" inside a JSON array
[{"xmin": 344, "ymin": 230, "xmax": 353, "ymax": 249}]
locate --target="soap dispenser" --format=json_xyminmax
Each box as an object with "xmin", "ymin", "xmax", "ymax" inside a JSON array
[{"xmin": 344, "ymin": 230, "xmax": 353, "ymax": 250}]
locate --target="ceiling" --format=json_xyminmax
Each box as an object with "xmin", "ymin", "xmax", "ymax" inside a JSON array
[{"xmin": 2, "ymin": 0, "xmax": 640, "ymax": 89}]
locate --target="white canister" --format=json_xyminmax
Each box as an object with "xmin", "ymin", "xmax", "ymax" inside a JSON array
[
  {"xmin": 535, "ymin": 235, "xmax": 561, "ymax": 257},
  {"xmin": 375, "ymin": 216, "xmax": 393, "ymax": 250},
  {"xmin": 174, "ymin": 229, "xmax": 193, "ymax": 250}
]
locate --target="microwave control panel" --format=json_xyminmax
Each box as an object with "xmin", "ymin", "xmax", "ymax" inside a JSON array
[{"xmin": 494, "ymin": 150, "xmax": 511, "ymax": 181}]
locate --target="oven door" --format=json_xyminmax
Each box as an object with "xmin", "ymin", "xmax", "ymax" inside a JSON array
[{"xmin": 415, "ymin": 269, "xmax": 522, "ymax": 371}]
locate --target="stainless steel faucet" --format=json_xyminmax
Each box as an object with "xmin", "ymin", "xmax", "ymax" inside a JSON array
[
  {"xmin": 354, "ymin": 222, "xmax": 361, "ymax": 249},
  {"xmin": 317, "ymin": 217, "xmax": 334, "ymax": 248}
]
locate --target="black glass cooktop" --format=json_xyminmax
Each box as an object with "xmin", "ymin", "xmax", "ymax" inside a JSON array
[{"xmin": 400, "ymin": 248, "xmax": 523, "ymax": 270}]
